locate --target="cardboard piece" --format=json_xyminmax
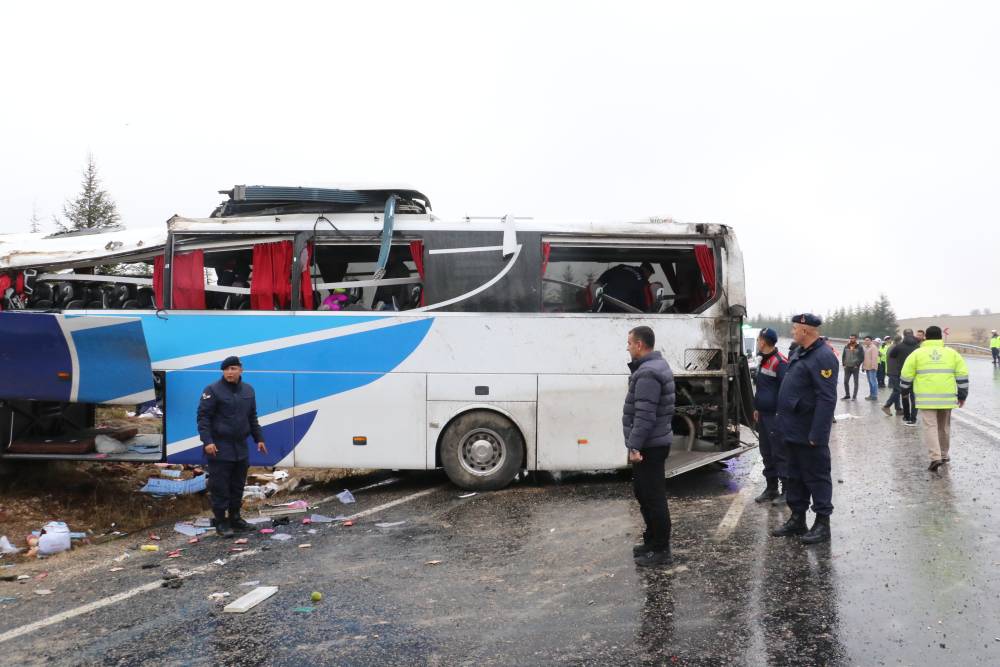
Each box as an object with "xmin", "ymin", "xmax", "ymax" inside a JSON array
[{"xmin": 224, "ymin": 586, "xmax": 278, "ymax": 613}]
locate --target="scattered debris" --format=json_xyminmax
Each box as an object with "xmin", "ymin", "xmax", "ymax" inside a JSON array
[
  {"xmin": 259, "ymin": 506, "xmax": 307, "ymax": 519},
  {"xmin": 212, "ymin": 559, "xmax": 226, "ymax": 566},
  {"xmin": 311, "ymin": 591, "xmax": 323, "ymax": 602},
  {"xmin": 173, "ymin": 523, "xmax": 206, "ymax": 537},
  {"xmin": 109, "ymin": 567, "xmax": 124, "ymax": 572},
  {"xmin": 259, "ymin": 528, "xmax": 275, "ymax": 535},
  {"xmin": 141, "ymin": 563, "xmax": 157, "ymax": 570},
  {"xmin": 0, "ymin": 536, "xmax": 21, "ymax": 555},
  {"xmin": 36, "ymin": 522, "xmax": 72, "ymax": 556},
  {"xmin": 336, "ymin": 490, "xmax": 356, "ymax": 505},
  {"xmin": 208, "ymin": 592, "xmax": 230, "ymax": 601},
  {"xmin": 140, "ymin": 545, "xmax": 159, "ymax": 552},
  {"xmin": 298, "ymin": 543, "xmax": 312, "ymax": 549},
  {"xmin": 167, "ymin": 550, "xmax": 182, "ymax": 558},
  {"xmin": 161, "ymin": 578, "xmax": 183, "ymax": 589},
  {"xmin": 458, "ymin": 492, "xmax": 477, "ymax": 499},
  {"xmin": 148, "ymin": 534, "xmax": 161, "ymax": 541},
  {"xmin": 0, "ymin": 597, "xmax": 17, "ymax": 603},
  {"xmin": 342, "ymin": 520, "xmax": 354, "ymax": 527},
  {"xmin": 240, "ymin": 581, "xmax": 260, "ymax": 587},
  {"xmin": 140, "ymin": 474, "xmax": 208, "ymax": 496},
  {"xmin": 307, "ymin": 529, "xmax": 318, "ymax": 535},
  {"xmin": 224, "ymin": 586, "xmax": 278, "ymax": 613},
  {"xmin": 188, "ymin": 538, "xmax": 199, "ymax": 545},
  {"xmin": 244, "ymin": 517, "xmax": 271, "ymax": 526},
  {"xmin": 309, "ymin": 514, "xmax": 336, "ymax": 523},
  {"xmin": 234, "ymin": 538, "xmax": 248, "ymax": 545},
  {"xmin": 375, "ymin": 521, "xmax": 406, "ymax": 528},
  {"xmin": 34, "ymin": 589, "xmax": 53, "ymax": 595},
  {"xmin": 114, "ymin": 552, "xmax": 131, "ymax": 562},
  {"xmin": 292, "ymin": 606, "xmax": 315, "ymax": 613},
  {"xmin": 229, "ymin": 548, "xmax": 245, "ymax": 553},
  {"xmin": 193, "ymin": 517, "xmax": 213, "ymax": 528},
  {"xmin": 270, "ymin": 534, "xmax": 293, "ymax": 542},
  {"xmin": 425, "ymin": 560, "xmax": 443, "ymax": 566}
]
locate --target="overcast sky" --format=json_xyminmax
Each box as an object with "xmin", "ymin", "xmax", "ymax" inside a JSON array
[{"xmin": 1, "ymin": 1, "xmax": 996, "ymax": 319}]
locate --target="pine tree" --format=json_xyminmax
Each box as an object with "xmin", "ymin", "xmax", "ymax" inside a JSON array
[
  {"xmin": 58, "ymin": 154, "xmax": 120, "ymax": 231},
  {"xmin": 29, "ymin": 203, "xmax": 42, "ymax": 233}
]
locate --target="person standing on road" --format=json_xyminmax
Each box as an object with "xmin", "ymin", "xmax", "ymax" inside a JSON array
[
  {"xmin": 900, "ymin": 326, "xmax": 969, "ymax": 472},
  {"xmin": 753, "ymin": 327, "xmax": 789, "ymax": 505},
  {"xmin": 623, "ymin": 325, "xmax": 676, "ymax": 567},
  {"xmin": 841, "ymin": 335, "xmax": 863, "ymax": 400},
  {"xmin": 197, "ymin": 356, "xmax": 267, "ymax": 537},
  {"xmin": 990, "ymin": 330, "xmax": 1000, "ymax": 365},
  {"xmin": 885, "ymin": 330, "xmax": 919, "ymax": 423},
  {"xmin": 772, "ymin": 314, "xmax": 839, "ymax": 545},
  {"xmin": 861, "ymin": 336, "xmax": 880, "ymax": 400},
  {"xmin": 877, "ymin": 338, "xmax": 889, "ymax": 388}
]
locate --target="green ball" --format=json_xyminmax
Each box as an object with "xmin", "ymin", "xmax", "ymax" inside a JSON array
[{"xmin": 311, "ymin": 591, "xmax": 322, "ymax": 602}]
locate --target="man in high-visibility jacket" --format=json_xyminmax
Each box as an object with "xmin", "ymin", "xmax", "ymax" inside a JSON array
[
  {"xmin": 990, "ymin": 330, "xmax": 1000, "ymax": 365},
  {"xmin": 900, "ymin": 325, "xmax": 969, "ymax": 472}
]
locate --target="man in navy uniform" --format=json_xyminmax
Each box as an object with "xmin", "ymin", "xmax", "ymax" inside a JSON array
[
  {"xmin": 197, "ymin": 356, "xmax": 267, "ymax": 537},
  {"xmin": 771, "ymin": 314, "xmax": 839, "ymax": 545},
  {"xmin": 753, "ymin": 327, "xmax": 789, "ymax": 505}
]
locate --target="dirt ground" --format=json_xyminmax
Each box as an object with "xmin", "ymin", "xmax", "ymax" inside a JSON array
[{"xmin": 0, "ymin": 402, "xmax": 368, "ymax": 569}]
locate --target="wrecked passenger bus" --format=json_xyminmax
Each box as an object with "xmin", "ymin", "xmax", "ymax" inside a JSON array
[{"xmin": 0, "ymin": 185, "xmax": 755, "ymax": 490}]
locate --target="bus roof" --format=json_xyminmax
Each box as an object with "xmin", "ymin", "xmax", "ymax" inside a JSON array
[{"xmin": 0, "ymin": 226, "xmax": 166, "ymax": 270}]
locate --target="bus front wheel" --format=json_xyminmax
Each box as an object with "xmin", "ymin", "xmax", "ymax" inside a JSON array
[{"xmin": 440, "ymin": 411, "xmax": 524, "ymax": 491}]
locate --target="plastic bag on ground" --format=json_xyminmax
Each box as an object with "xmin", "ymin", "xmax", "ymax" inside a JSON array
[
  {"xmin": 37, "ymin": 522, "xmax": 71, "ymax": 556},
  {"xmin": 309, "ymin": 514, "xmax": 336, "ymax": 523},
  {"xmin": 95, "ymin": 435, "xmax": 128, "ymax": 454},
  {"xmin": 0, "ymin": 536, "xmax": 21, "ymax": 554},
  {"xmin": 173, "ymin": 523, "xmax": 206, "ymax": 537},
  {"xmin": 336, "ymin": 490, "xmax": 356, "ymax": 504}
]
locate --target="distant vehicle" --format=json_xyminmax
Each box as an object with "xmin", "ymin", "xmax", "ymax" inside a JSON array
[
  {"xmin": 0, "ymin": 185, "xmax": 756, "ymax": 490},
  {"xmin": 743, "ymin": 325, "xmax": 760, "ymax": 378}
]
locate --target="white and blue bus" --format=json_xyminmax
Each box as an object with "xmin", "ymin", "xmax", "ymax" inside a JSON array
[{"xmin": 0, "ymin": 185, "xmax": 755, "ymax": 490}]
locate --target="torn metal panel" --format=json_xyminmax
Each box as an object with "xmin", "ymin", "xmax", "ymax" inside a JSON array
[{"xmin": 0, "ymin": 227, "xmax": 167, "ymax": 270}]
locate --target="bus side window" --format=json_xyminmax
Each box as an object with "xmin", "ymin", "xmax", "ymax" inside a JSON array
[
  {"xmin": 307, "ymin": 243, "xmax": 423, "ymax": 312},
  {"xmin": 541, "ymin": 244, "xmax": 717, "ymax": 315}
]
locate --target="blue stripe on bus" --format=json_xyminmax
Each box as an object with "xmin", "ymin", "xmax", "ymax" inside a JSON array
[
  {"xmin": 166, "ymin": 318, "xmax": 433, "ymax": 445},
  {"xmin": 0, "ymin": 313, "xmax": 73, "ymax": 402},
  {"xmin": 188, "ymin": 318, "xmax": 434, "ymax": 374},
  {"xmin": 72, "ymin": 319, "xmax": 154, "ymax": 402},
  {"xmin": 124, "ymin": 314, "xmax": 382, "ymax": 364},
  {"xmin": 166, "ymin": 409, "xmax": 318, "ymax": 466}
]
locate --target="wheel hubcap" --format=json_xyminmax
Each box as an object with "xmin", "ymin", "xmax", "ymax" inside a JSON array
[{"xmin": 458, "ymin": 428, "xmax": 506, "ymax": 476}]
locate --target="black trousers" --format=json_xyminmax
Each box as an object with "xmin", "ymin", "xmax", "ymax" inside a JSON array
[
  {"xmin": 877, "ymin": 363, "xmax": 886, "ymax": 387},
  {"xmin": 785, "ymin": 441, "xmax": 833, "ymax": 517},
  {"xmin": 758, "ymin": 412, "xmax": 787, "ymax": 481},
  {"xmin": 207, "ymin": 459, "xmax": 250, "ymax": 519},
  {"xmin": 884, "ymin": 375, "xmax": 902, "ymax": 412},
  {"xmin": 993, "ymin": 348, "xmax": 999, "ymax": 363},
  {"xmin": 632, "ymin": 446, "xmax": 671, "ymax": 551},
  {"xmin": 843, "ymin": 367, "xmax": 860, "ymax": 398}
]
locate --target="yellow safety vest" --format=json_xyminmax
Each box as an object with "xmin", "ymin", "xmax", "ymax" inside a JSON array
[
  {"xmin": 991, "ymin": 336, "xmax": 1000, "ymax": 349},
  {"xmin": 900, "ymin": 340, "xmax": 969, "ymax": 410}
]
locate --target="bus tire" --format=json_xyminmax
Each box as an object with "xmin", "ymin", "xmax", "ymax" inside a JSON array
[{"xmin": 439, "ymin": 411, "xmax": 524, "ymax": 491}]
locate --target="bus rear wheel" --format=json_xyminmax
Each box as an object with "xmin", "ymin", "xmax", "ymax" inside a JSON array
[{"xmin": 440, "ymin": 411, "xmax": 524, "ymax": 491}]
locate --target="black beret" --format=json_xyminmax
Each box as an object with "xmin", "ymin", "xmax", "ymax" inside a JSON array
[
  {"xmin": 790, "ymin": 313, "xmax": 822, "ymax": 327},
  {"xmin": 220, "ymin": 355, "xmax": 243, "ymax": 370}
]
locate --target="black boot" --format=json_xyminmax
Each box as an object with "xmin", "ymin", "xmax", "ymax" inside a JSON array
[
  {"xmin": 800, "ymin": 514, "xmax": 831, "ymax": 544},
  {"xmin": 771, "ymin": 513, "xmax": 807, "ymax": 537},
  {"xmin": 633, "ymin": 542, "xmax": 652, "ymax": 557},
  {"xmin": 215, "ymin": 519, "xmax": 234, "ymax": 538},
  {"xmin": 635, "ymin": 547, "xmax": 673, "ymax": 568},
  {"xmin": 771, "ymin": 480, "xmax": 786, "ymax": 506},
  {"xmin": 229, "ymin": 511, "xmax": 251, "ymax": 533},
  {"xmin": 755, "ymin": 479, "xmax": 779, "ymax": 503}
]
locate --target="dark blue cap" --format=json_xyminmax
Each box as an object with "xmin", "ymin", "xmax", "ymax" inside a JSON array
[
  {"xmin": 759, "ymin": 327, "xmax": 778, "ymax": 345},
  {"xmin": 220, "ymin": 355, "xmax": 242, "ymax": 370},
  {"xmin": 791, "ymin": 313, "xmax": 822, "ymax": 327}
]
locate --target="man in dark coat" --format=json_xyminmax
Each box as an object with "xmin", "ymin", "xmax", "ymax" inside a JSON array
[
  {"xmin": 623, "ymin": 325, "xmax": 676, "ymax": 567},
  {"xmin": 886, "ymin": 329, "xmax": 920, "ymax": 424},
  {"xmin": 197, "ymin": 356, "xmax": 267, "ymax": 537},
  {"xmin": 753, "ymin": 327, "xmax": 789, "ymax": 505},
  {"xmin": 598, "ymin": 263, "xmax": 654, "ymax": 312},
  {"xmin": 772, "ymin": 314, "xmax": 839, "ymax": 545}
]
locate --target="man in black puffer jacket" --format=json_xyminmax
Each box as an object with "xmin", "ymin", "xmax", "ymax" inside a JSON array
[
  {"xmin": 623, "ymin": 325, "xmax": 676, "ymax": 567},
  {"xmin": 886, "ymin": 330, "xmax": 920, "ymax": 423}
]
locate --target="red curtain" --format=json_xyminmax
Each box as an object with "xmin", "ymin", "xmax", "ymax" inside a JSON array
[
  {"xmin": 409, "ymin": 241, "xmax": 425, "ymax": 306},
  {"xmin": 153, "ymin": 256, "xmax": 164, "ymax": 308},
  {"xmin": 299, "ymin": 242, "xmax": 314, "ymax": 310},
  {"xmin": 251, "ymin": 241, "xmax": 293, "ymax": 310},
  {"xmin": 171, "ymin": 250, "xmax": 207, "ymax": 310},
  {"xmin": 541, "ymin": 242, "xmax": 551, "ymax": 276},
  {"xmin": 694, "ymin": 245, "xmax": 716, "ymax": 298}
]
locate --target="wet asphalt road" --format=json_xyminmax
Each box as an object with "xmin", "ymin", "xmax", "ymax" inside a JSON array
[{"xmin": 2, "ymin": 357, "xmax": 1000, "ymax": 666}]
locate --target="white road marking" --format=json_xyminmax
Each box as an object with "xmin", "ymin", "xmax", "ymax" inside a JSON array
[
  {"xmin": 951, "ymin": 411, "xmax": 1000, "ymax": 440},
  {"xmin": 955, "ymin": 409, "xmax": 1000, "ymax": 431},
  {"xmin": 712, "ymin": 463, "xmax": 764, "ymax": 542},
  {"xmin": 0, "ymin": 486, "xmax": 443, "ymax": 644}
]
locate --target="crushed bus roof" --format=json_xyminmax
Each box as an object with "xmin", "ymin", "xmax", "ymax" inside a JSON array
[{"xmin": 0, "ymin": 226, "xmax": 167, "ymax": 270}]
